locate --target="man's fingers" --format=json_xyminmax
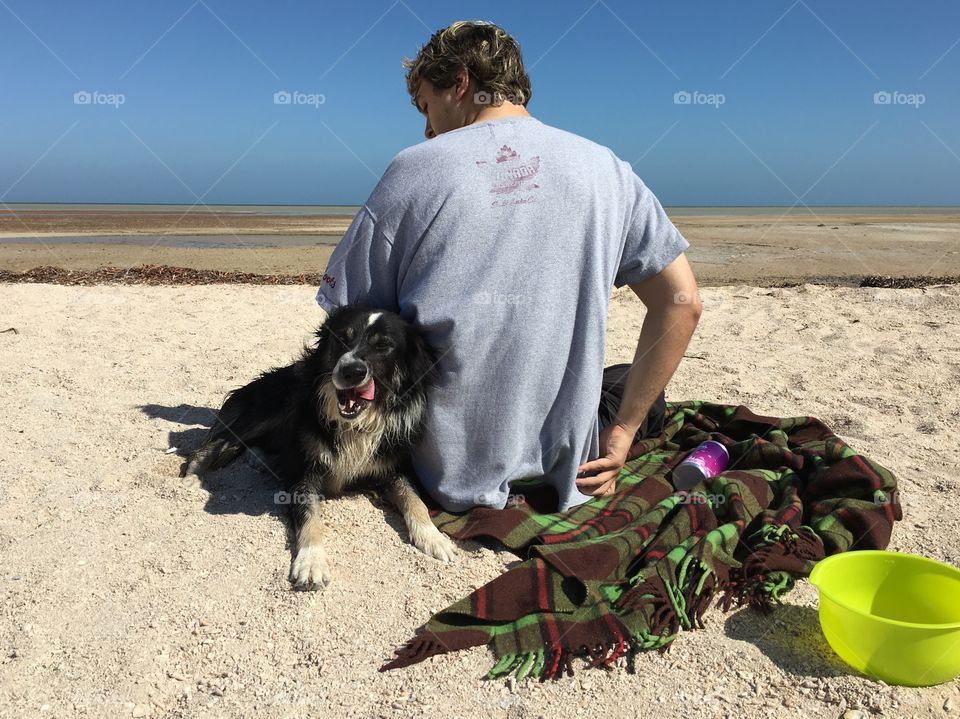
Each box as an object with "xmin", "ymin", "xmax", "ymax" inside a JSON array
[
  {"xmin": 577, "ymin": 458, "xmax": 617, "ymax": 477},
  {"xmin": 576, "ymin": 470, "xmax": 618, "ymax": 492},
  {"xmin": 578, "ymin": 476, "xmax": 618, "ymax": 496}
]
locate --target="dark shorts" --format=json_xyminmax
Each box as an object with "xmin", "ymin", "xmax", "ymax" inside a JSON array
[{"xmin": 597, "ymin": 363, "xmax": 668, "ymax": 442}]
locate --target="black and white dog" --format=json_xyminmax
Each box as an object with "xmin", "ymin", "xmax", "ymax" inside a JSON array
[{"xmin": 181, "ymin": 305, "xmax": 457, "ymax": 590}]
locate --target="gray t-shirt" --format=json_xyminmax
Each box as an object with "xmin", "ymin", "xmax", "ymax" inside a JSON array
[{"xmin": 315, "ymin": 115, "xmax": 689, "ymax": 512}]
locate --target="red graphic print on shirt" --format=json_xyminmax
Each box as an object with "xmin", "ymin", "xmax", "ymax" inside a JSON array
[{"xmin": 475, "ymin": 145, "xmax": 541, "ymax": 202}]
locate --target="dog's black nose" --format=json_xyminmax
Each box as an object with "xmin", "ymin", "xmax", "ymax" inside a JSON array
[{"xmin": 338, "ymin": 361, "xmax": 368, "ymax": 385}]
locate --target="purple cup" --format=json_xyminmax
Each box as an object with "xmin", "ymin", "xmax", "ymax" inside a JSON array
[{"xmin": 671, "ymin": 440, "xmax": 730, "ymax": 491}]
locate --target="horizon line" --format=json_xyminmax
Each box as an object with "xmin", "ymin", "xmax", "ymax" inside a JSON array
[{"xmin": 4, "ymin": 202, "xmax": 960, "ymax": 209}]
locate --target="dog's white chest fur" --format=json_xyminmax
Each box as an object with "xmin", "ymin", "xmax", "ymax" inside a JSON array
[{"xmin": 304, "ymin": 421, "xmax": 393, "ymax": 496}]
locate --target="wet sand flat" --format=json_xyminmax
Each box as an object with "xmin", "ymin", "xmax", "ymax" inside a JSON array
[{"xmin": 0, "ymin": 211, "xmax": 957, "ymax": 285}]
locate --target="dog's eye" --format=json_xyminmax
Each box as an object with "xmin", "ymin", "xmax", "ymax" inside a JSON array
[
  {"xmin": 369, "ymin": 336, "xmax": 393, "ymax": 350},
  {"xmin": 339, "ymin": 327, "xmax": 355, "ymax": 343}
]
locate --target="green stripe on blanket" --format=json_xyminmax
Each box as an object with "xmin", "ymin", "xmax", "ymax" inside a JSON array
[{"xmin": 381, "ymin": 400, "xmax": 902, "ymax": 680}]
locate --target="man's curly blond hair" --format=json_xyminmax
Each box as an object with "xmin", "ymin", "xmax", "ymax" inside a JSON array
[{"xmin": 403, "ymin": 20, "xmax": 532, "ymax": 108}]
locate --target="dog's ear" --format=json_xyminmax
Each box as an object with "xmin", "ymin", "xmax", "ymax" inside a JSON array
[
  {"xmin": 312, "ymin": 322, "xmax": 328, "ymax": 346},
  {"xmin": 313, "ymin": 305, "xmax": 345, "ymax": 346}
]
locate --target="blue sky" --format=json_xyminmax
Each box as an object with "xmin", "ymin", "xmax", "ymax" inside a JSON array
[{"xmin": 2, "ymin": 0, "xmax": 959, "ymax": 205}]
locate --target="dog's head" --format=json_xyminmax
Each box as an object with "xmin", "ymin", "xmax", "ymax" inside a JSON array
[{"xmin": 307, "ymin": 305, "xmax": 438, "ymax": 426}]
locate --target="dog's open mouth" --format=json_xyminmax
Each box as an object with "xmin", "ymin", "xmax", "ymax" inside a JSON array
[{"xmin": 336, "ymin": 379, "xmax": 375, "ymax": 419}]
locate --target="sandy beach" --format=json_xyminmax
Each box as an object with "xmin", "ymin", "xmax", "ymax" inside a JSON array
[
  {"xmin": 1, "ymin": 278, "xmax": 959, "ymax": 718},
  {"xmin": 5, "ymin": 0, "xmax": 958, "ymax": 713},
  {"xmin": 0, "ymin": 209, "xmax": 958, "ymax": 285}
]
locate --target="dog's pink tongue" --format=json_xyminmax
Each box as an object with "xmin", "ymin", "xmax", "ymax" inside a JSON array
[{"xmin": 357, "ymin": 379, "xmax": 375, "ymax": 401}]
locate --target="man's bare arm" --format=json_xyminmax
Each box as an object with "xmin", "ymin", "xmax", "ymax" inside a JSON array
[
  {"xmin": 575, "ymin": 252, "xmax": 702, "ymax": 494},
  {"xmin": 616, "ymin": 252, "xmax": 702, "ymax": 433}
]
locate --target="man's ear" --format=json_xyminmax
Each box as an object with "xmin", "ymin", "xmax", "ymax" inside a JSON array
[{"xmin": 453, "ymin": 66, "xmax": 471, "ymax": 100}]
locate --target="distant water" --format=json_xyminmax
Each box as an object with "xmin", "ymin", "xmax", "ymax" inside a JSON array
[
  {"xmin": 665, "ymin": 206, "xmax": 960, "ymax": 216},
  {"xmin": 1, "ymin": 203, "xmax": 362, "ymax": 216},
  {"xmin": 0, "ymin": 234, "xmax": 340, "ymax": 248},
  {"xmin": 3, "ymin": 203, "xmax": 959, "ymax": 217}
]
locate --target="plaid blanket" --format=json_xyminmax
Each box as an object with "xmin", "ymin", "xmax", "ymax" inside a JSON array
[{"xmin": 381, "ymin": 399, "xmax": 902, "ymax": 680}]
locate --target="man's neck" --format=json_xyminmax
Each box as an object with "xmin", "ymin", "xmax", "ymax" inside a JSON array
[{"xmin": 468, "ymin": 102, "xmax": 532, "ymax": 126}]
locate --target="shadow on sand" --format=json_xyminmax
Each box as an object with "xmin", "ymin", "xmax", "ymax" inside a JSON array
[
  {"xmin": 723, "ymin": 602, "xmax": 858, "ymax": 679},
  {"xmin": 139, "ymin": 402, "xmax": 419, "ymax": 554}
]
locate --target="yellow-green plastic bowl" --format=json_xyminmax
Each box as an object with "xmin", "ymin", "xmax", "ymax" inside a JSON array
[{"xmin": 808, "ymin": 550, "xmax": 960, "ymax": 686}]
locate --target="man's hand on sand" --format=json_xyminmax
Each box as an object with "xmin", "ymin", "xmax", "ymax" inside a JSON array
[{"xmin": 575, "ymin": 422, "xmax": 636, "ymax": 496}]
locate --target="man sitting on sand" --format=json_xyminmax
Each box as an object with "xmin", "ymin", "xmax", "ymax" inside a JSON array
[{"xmin": 316, "ymin": 20, "xmax": 702, "ymax": 513}]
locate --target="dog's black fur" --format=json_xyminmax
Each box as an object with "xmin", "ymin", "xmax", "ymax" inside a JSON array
[{"xmin": 181, "ymin": 304, "xmax": 457, "ymax": 590}]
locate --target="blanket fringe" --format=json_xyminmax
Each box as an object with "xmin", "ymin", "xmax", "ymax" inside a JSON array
[
  {"xmin": 485, "ymin": 626, "xmax": 675, "ymax": 682},
  {"xmin": 719, "ymin": 523, "xmax": 823, "ymax": 611},
  {"xmin": 379, "ymin": 636, "xmax": 448, "ymax": 672},
  {"xmin": 616, "ymin": 556, "xmax": 717, "ymax": 633},
  {"xmin": 439, "ymin": 527, "xmax": 820, "ymax": 681},
  {"xmin": 482, "ymin": 558, "xmax": 718, "ymax": 682}
]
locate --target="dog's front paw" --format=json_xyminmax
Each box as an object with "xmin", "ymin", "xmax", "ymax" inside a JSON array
[
  {"xmin": 290, "ymin": 546, "xmax": 332, "ymax": 591},
  {"xmin": 411, "ymin": 525, "xmax": 458, "ymax": 563},
  {"xmin": 181, "ymin": 472, "xmax": 204, "ymax": 490}
]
